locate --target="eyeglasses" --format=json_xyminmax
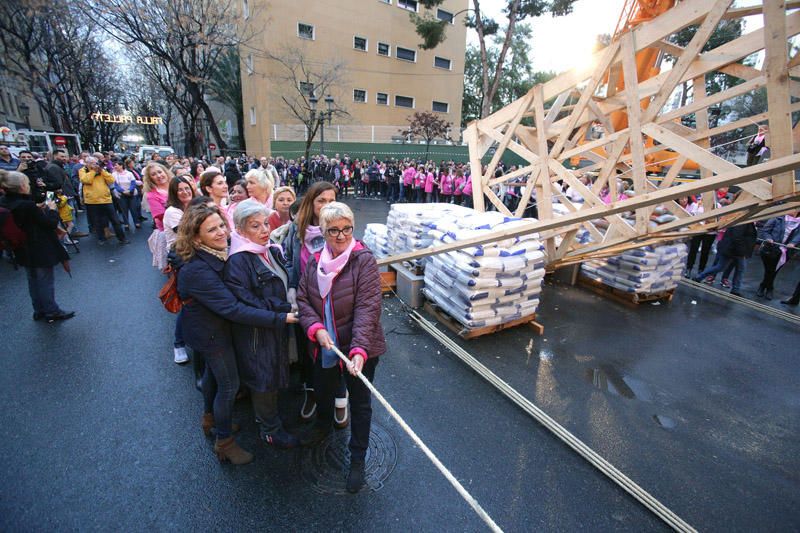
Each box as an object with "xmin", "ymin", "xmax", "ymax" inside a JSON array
[{"xmin": 325, "ymin": 226, "xmax": 353, "ymax": 238}]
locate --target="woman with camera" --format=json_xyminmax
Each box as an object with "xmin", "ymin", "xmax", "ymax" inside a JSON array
[{"xmin": 0, "ymin": 170, "xmax": 74, "ymax": 322}]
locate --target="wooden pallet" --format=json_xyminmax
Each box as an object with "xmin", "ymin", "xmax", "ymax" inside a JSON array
[
  {"xmin": 423, "ymin": 301, "xmax": 544, "ymax": 340},
  {"xmin": 578, "ymin": 275, "xmax": 674, "ymax": 308}
]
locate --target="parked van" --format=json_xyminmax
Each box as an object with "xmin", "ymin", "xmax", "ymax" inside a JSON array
[{"xmin": 137, "ymin": 145, "xmax": 174, "ymax": 163}]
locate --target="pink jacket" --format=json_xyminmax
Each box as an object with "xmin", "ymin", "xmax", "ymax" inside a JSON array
[
  {"xmin": 454, "ymin": 177, "xmax": 464, "ymax": 196},
  {"xmin": 402, "ymin": 167, "xmax": 416, "ymax": 186},
  {"xmin": 440, "ymin": 174, "xmax": 453, "ymax": 195},
  {"xmin": 146, "ymin": 189, "xmax": 168, "ymax": 230},
  {"xmin": 424, "ymin": 172, "xmax": 435, "ymax": 193},
  {"xmin": 462, "ymin": 176, "xmax": 473, "ymax": 196}
]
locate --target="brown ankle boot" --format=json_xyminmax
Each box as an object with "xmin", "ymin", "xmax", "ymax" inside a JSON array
[
  {"xmin": 202, "ymin": 413, "xmax": 241, "ymax": 437},
  {"xmin": 214, "ymin": 437, "xmax": 253, "ymax": 465},
  {"xmin": 202, "ymin": 413, "xmax": 214, "ymax": 436}
]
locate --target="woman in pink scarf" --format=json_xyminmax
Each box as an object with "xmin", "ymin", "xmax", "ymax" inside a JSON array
[
  {"xmin": 223, "ymin": 199, "xmax": 300, "ymax": 449},
  {"xmin": 297, "ymin": 202, "xmax": 386, "ymax": 493},
  {"xmin": 757, "ymin": 211, "xmax": 800, "ymax": 299}
]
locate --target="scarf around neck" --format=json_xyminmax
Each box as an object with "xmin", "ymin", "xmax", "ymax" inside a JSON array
[
  {"xmin": 785, "ymin": 215, "xmax": 800, "ymax": 234},
  {"xmin": 316, "ymin": 239, "xmax": 357, "ymax": 299},
  {"xmin": 197, "ymin": 243, "xmax": 228, "ymax": 261}
]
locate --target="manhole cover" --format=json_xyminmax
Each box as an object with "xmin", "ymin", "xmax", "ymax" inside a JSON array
[{"xmin": 296, "ymin": 422, "xmax": 397, "ymax": 494}]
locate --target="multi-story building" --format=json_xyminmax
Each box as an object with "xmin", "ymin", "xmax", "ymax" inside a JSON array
[{"xmin": 241, "ymin": 0, "xmax": 467, "ymax": 155}]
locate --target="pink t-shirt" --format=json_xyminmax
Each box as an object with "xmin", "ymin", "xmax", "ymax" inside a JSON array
[
  {"xmin": 454, "ymin": 177, "xmax": 464, "ymax": 196},
  {"xmin": 402, "ymin": 167, "xmax": 416, "ymax": 186},
  {"xmin": 146, "ymin": 189, "xmax": 168, "ymax": 230},
  {"xmin": 440, "ymin": 174, "xmax": 453, "ymax": 195},
  {"xmin": 424, "ymin": 172, "xmax": 435, "ymax": 193},
  {"xmin": 462, "ymin": 176, "xmax": 473, "ymax": 196}
]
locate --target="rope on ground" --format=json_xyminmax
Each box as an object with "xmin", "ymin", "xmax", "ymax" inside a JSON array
[
  {"xmin": 330, "ymin": 344, "xmax": 504, "ymax": 533},
  {"xmin": 679, "ymin": 278, "xmax": 800, "ymax": 325},
  {"xmin": 406, "ymin": 309, "xmax": 698, "ymax": 533}
]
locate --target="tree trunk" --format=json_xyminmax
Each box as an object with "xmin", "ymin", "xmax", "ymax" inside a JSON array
[
  {"xmin": 186, "ymin": 81, "xmax": 228, "ymax": 151},
  {"xmin": 237, "ymin": 110, "xmax": 246, "ymax": 152}
]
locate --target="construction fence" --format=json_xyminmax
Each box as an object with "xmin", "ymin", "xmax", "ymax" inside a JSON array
[{"xmin": 270, "ymin": 124, "xmax": 463, "ymax": 145}]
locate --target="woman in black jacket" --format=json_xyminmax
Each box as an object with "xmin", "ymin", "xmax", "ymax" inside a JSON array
[
  {"xmin": 223, "ymin": 199, "xmax": 299, "ymax": 449},
  {"xmin": 693, "ymin": 222, "xmax": 757, "ymax": 296},
  {"xmin": 175, "ymin": 203, "xmax": 299, "ymax": 464},
  {"xmin": 0, "ymin": 170, "xmax": 73, "ymax": 322}
]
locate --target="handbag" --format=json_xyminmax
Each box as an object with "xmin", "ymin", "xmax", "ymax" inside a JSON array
[{"xmin": 158, "ymin": 265, "xmax": 188, "ymax": 313}]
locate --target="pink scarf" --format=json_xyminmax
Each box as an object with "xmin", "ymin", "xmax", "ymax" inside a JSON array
[
  {"xmin": 300, "ymin": 225, "xmax": 325, "ymax": 274},
  {"xmin": 316, "ymin": 238, "xmax": 357, "ymax": 299},
  {"xmin": 778, "ymin": 215, "xmax": 800, "ymax": 269},
  {"xmin": 229, "ymin": 230, "xmax": 283, "ymax": 257}
]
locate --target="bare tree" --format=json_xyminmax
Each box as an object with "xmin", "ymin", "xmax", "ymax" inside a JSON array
[
  {"xmin": 268, "ymin": 47, "xmax": 350, "ymax": 162},
  {"xmin": 208, "ymin": 48, "xmax": 245, "ymax": 151},
  {"xmin": 401, "ymin": 111, "xmax": 452, "ymax": 159},
  {"xmin": 88, "ymin": 0, "xmax": 260, "ymax": 152}
]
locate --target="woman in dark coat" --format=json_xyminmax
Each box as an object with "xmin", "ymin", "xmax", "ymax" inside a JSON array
[
  {"xmin": 693, "ymin": 222, "xmax": 757, "ymax": 296},
  {"xmin": 176, "ymin": 203, "xmax": 299, "ymax": 465},
  {"xmin": 297, "ymin": 201, "xmax": 386, "ymax": 493},
  {"xmin": 0, "ymin": 170, "xmax": 73, "ymax": 322},
  {"xmin": 223, "ymin": 199, "xmax": 299, "ymax": 448}
]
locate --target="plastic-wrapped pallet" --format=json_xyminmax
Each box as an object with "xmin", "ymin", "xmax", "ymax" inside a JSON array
[
  {"xmin": 580, "ymin": 242, "xmax": 688, "ymax": 294},
  {"xmin": 419, "ymin": 209, "xmax": 546, "ymax": 330},
  {"xmin": 363, "ymin": 223, "xmax": 390, "ymax": 259},
  {"xmin": 385, "ymin": 203, "xmax": 472, "ymax": 267}
]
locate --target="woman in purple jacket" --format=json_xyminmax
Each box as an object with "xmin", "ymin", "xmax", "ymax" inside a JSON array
[{"xmin": 297, "ymin": 202, "xmax": 386, "ymax": 493}]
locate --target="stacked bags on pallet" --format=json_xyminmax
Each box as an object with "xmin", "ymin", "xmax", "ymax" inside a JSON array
[
  {"xmin": 385, "ymin": 203, "xmax": 473, "ymax": 267},
  {"xmin": 363, "ymin": 223, "xmax": 390, "ymax": 259},
  {"xmin": 418, "ymin": 209, "xmax": 547, "ymax": 329},
  {"xmin": 580, "ymin": 242, "xmax": 688, "ymax": 294}
]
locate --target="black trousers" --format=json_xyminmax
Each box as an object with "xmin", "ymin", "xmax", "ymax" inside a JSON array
[
  {"xmin": 86, "ymin": 203, "xmax": 125, "ymax": 242},
  {"xmin": 759, "ymin": 252, "xmax": 782, "ymax": 290},
  {"xmin": 687, "ymin": 233, "xmax": 716, "ymax": 272},
  {"xmin": 315, "ymin": 355, "xmax": 379, "ymax": 462}
]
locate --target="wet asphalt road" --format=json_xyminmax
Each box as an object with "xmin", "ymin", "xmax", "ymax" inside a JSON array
[{"xmin": 1, "ymin": 198, "xmax": 798, "ymax": 532}]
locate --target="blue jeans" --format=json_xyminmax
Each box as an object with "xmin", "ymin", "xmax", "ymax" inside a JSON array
[
  {"xmin": 696, "ymin": 254, "xmax": 745, "ymax": 291},
  {"xmin": 174, "ymin": 308, "xmax": 185, "ymax": 348},
  {"xmin": 25, "ymin": 267, "xmax": 62, "ymax": 316},
  {"xmin": 200, "ymin": 347, "xmax": 240, "ymax": 439}
]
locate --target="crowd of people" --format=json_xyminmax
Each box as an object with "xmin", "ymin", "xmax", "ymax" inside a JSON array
[{"xmin": 2, "ymin": 144, "xmax": 799, "ymax": 487}]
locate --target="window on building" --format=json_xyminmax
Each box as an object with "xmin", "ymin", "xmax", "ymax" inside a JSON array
[
  {"xmin": 432, "ymin": 101, "xmax": 449, "ymax": 113},
  {"xmin": 437, "ymin": 8, "xmax": 454, "ymax": 24},
  {"xmin": 396, "ymin": 46, "xmax": 416, "ymax": 62},
  {"xmin": 249, "ymin": 107, "xmax": 257, "ymax": 125},
  {"xmin": 299, "ymin": 81, "xmax": 315, "ymax": 97},
  {"xmin": 377, "ymin": 42, "xmax": 390, "ymax": 57},
  {"xmin": 434, "ymin": 56, "xmax": 452, "ymax": 70},
  {"xmin": 377, "ymin": 92, "xmax": 389, "ymax": 105},
  {"xmin": 246, "ymin": 53, "xmax": 254, "ymax": 75},
  {"xmin": 297, "ymin": 22, "xmax": 314, "ymax": 40},
  {"xmin": 354, "ymin": 36, "xmax": 368, "ymax": 51},
  {"xmin": 378, "ymin": 0, "xmax": 391, "ymax": 4},
  {"xmin": 353, "ymin": 89, "xmax": 367, "ymax": 103},
  {"xmin": 242, "ymin": 0, "xmax": 249, "ymax": 19},
  {"xmin": 398, "ymin": 0, "xmax": 417, "ymax": 12},
  {"xmin": 395, "ymin": 95, "xmax": 414, "ymax": 108}
]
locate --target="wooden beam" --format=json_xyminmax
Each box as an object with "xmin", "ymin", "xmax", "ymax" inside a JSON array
[
  {"xmin": 620, "ymin": 33, "xmax": 648, "ymax": 232},
  {"xmin": 544, "ymin": 91, "xmax": 571, "ymax": 130},
  {"xmin": 483, "ymin": 90, "xmax": 535, "ymax": 184},
  {"xmin": 643, "ymin": 0, "xmax": 734, "ymax": 124},
  {"xmin": 467, "ymin": 123, "xmax": 486, "ymax": 212},
  {"xmin": 376, "ymin": 154, "xmax": 800, "ymax": 267},
  {"xmin": 764, "ymin": 0, "xmax": 795, "ymax": 196}
]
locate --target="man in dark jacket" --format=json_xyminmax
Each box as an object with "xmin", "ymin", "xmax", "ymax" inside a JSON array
[
  {"xmin": 0, "ymin": 170, "xmax": 74, "ymax": 322},
  {"xmin": 693, "ymin": 222, "xmax": 757, "ymax": 296},
  {"xmin": 17, "ymin": 150, "xmax": 47, "ymax": 203}
]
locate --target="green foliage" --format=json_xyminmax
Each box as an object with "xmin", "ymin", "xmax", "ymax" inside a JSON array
[
  {"xmin": 462, "ymin": 23, "xmax": 555, "ymax": 126},
  {"xmin": 411, "ymin": 14, "xmax": 448, "ymax": 50},
  {"xmin": 668, "ymin": 19, "xmax": 744, "ymax": 94},
  {"xmin": 401, "ymin": 110, "xmax": 452, "ymax": 157}
]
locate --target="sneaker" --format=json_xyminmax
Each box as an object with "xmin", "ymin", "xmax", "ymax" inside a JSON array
[
  {"xmin": 334, "ymin": 390, "xmax": 349, "ymax": 429},
  {"xmin": 721, "ymin": 278, "xmax": 731, "ymax": 289},
  {"xmin": 174, "ymin": 346, "xmax": 189, "ymax": 364},
  {"xmin": 703, "ymin": 275, "xmax": 715, "ymax": 285},
  {"xmin": 70, "ymin": 230, "xmax": 89, "ymax": 238}
]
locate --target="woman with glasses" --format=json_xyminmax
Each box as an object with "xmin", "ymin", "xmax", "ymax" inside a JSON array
[{"xmin": 296, "ymin": 202, "xmax": 386, "ymax": 492}]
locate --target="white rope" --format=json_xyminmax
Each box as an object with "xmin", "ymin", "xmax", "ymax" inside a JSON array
[{"xmin": 330, "ymin": 345, "xmax": 504, "ymax": 533}]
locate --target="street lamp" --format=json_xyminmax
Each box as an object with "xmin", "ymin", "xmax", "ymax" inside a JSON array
[{"xmin": 309, "ymin": 94, "xmax": 335, "ymax": 157}]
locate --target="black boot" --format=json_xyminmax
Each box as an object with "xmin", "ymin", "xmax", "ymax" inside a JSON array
[
  {"xmin": 756, "ymin": 285, "xmax": 765, "ymax": 297},
  {"xmin": 781, "ymin": 298, "xmax": 799, "ymax": 306},
  {"xmin": 346, "ymin": 459, "xmax": 366, "ymax": 493},
  {"xmin": 299, "ymin": 421, "xmax": 331, "ymax": 447},
  {"xmin": 765, "ymin": 288, "xmax": 773, "ymax": 300}
]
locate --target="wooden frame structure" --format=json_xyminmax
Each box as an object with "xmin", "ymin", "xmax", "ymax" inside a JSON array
[{"xmin": 450, "ymin": 0, "xmax": 800, "ymax": 269}]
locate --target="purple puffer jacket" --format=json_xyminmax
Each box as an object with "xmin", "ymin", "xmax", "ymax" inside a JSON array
[{"xmin": 297, "ymin": 242, "xmax": 386, "ymax": 360}]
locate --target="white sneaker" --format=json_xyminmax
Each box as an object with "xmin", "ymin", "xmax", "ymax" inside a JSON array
[{"xmin": 173, "ymin": 346, "xmax": 189, "ymax": 364}]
